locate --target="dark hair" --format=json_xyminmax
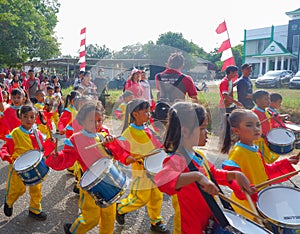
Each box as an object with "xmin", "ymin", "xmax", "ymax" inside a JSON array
[
  {"xmin": 17, "ymin": 105, "xmax": 37, "ymax": 119},
  {"xmin": 2, "ymin": 90, "xmax": 9, "ymax": 103},
  {"xmin": 35, "ymin": 89, "xmax": 45, "ymax": 97},
  {"xmin": 76, "ymin": 101, "xmax": 104, "ymax": 126},
  {"xmin": 83, "ymin": 71, "xmax": 91, "ymax": 77},
  {"xmin": 122, "ymin": 99, "xmax": 150, "ymax": 132},
  {"xmin": 54, "ymin": 85, "xmax": 60, "ymax": 92},
  {"xmin": 11, "ymin": 88, "xmax": 25, "ymax": 97},
  {"xmin": 122, "ymin": 90, "xmax": 134, "ymax": 99},
  {"xmin": 64, "ymin": 90, "xmax": 81, "ymax": 109},
  {"xmin": 220, "ymin": 109, "xmax": 254, "ymax": 154},
  {"xmin": 225, "ymin": 65, "xmax": 238, "ymax": 75},
  {"xmin": 252, "ymin": 90, "xmax": 269, "ymax": 103},
  {"xmin": 164, "ymin": 102, "xmax": 207, "ymax": 153},
  {"xmin": 47, "ymin": 85, "xmax": 54, "ymax": 91},
  {"xmin": 270, "ymin": 93, "xmax": 282, "ymax": 102},
  {"xmin": 167, "ymin": 52, "xmax": 184, "ymax": 69}
]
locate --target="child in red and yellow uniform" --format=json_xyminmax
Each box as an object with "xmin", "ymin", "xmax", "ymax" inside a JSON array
[
  {"xmin": 1, "ymin": 88, "xmax": 25, "ymax": 134},
  {"xmin": 46, "ymin": 101, "xmax": 128, "ymax": 234},
  {"xmin": 154, "ymin": 102, "xmax": 255, "ymax": 234},
  {"xmin": 221, "ymin": 109, "xmax": 299, "ymax": 221},
  {"xmin": 252, "ymin": 90, "xmax": 279, "ymax": 163},
  {"xmin": 58, "ymin": 91, "xmax": 80, "ymax": 138},
  {"xmin": 116, "ymin": 99, "xmax": 169, "ymax": 233},
  {"xmin": 34, "ymin": 90, "xmax": 51, "ymax": 139},
  {"xmin": 0, "ymin": 105, "xmax": 55, "ymax": 220}
]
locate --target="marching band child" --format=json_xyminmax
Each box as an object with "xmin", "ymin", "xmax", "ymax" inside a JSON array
[
  {"xmin": 45, "ymin": 85, "xmax": 59, "ymax": 133},
  {"xmin": 34, "ymin": 90, "xmax": 50, "ymax": 139},
  {"xmin": 58, "ymin": 90, "xmax": 81, "ymax": 138},
  {"xmin": 251, "ymin": 90, "xmax": 279, "ymax": 163},
  {"xmin": 1, "ymin": 88, "xmax": 25, "ymax": 134},
  {"xmin": 154, "ymin": 102, "xmax": 255, "ymax": 234},
  {"xmin": 0, "ymin": 90, "xmax": 10, "ymax": 141},
  {"xmin": 267, "ymin": 92, "xmax": 289, "ymax": 128},
  {"xmin": 116, "ymin": 99, "xmax": 169, "ymax": 233},
  {"xmin": 221, "ymin": 109, "xmax": 299, "ymax": 221},
  {"xmin": 0, "ymin": 105, "xmax": 55, "ymax": 220},
  {"xmin": 46, "ymin": 100, "xmax": 128, "ymax": 234}
]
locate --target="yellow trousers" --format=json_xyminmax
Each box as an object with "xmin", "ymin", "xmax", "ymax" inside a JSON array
[
  {"xmin": 70, "ymin": 189, "xmax": 116, "ymax": 234},
  {"xmin": 117, "ymin": 175, "xmax": 163, "ymax": 225},
  {"xmin": 6, "ymin": 165, "xmax": 43, "ymax": 214}
]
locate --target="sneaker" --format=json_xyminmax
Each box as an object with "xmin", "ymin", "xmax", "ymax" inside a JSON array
[
  {"xmin": 150, "ymin": 221, "xmax": 170, "ymax": 233},
  {"xmin": 116, "ymin": 205, "xmax": 125, "ymax": 225},
  {"xmin": 4, "ymin": 202, "xmax": 13, "ymax": 217},
  {"xmin": 63, "ymin": 223, "xmax": 72, "ymax": 234},
  {"xmin": 73, "ymin": 184, "xmax": 79, "ymax": 194},
  {"xmin": 66, "ymin": 169, "xmax": 74, "ymax": 175},
  {"xmin": 28, "ymin": 211, "xmax": 47, "ymax": 221}
]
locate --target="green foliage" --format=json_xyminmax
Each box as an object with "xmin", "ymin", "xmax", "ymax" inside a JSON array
[
  {"xmin": 86, "ymin": 44, "xmax": 111, "ymax": 58},
  {"xmin": 0, "ymin": 0, "xmax": 60, "ymax": 67}
]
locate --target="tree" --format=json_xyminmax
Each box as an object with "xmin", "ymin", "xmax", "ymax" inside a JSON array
[
  {"xmin": 0, "ymin": 0, "xmax": 60, "ymax": 67},
  {"xmin": 86, "ymin": 44, "xmax": 111, "ymax": 59}
]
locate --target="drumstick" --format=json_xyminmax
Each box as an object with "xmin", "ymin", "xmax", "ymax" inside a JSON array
[
  {"xmin": 255, "ymin": 169, "xmax": 300, "ymax": 189},
  {"xmin": 245, "ymin": 192, "xmax": 264, "ymax": 226},
  {"xmin": 84, "ymin": 135, "xmax": 121, "ymax": 150},
  {"xmin": 218, "ymin": 193, "xmax": 266, "ymax": 223},
  {"xmin": 134, "ymin": 149, "xmax": 162, "ymax": 160}
]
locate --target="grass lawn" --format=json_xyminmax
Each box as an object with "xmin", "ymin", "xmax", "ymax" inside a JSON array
[{"xmin": 62, "ymin": 82, "xmax": 300, "ymax": 132}]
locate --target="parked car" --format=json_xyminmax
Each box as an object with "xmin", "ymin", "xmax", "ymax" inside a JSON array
[
  {"xmin": 289, "ymin": 71, "xmax": 300, "ymax": 89},
  {"xmin": 255, "ymin": 70, "xmax": 294, "ymax": 88}
]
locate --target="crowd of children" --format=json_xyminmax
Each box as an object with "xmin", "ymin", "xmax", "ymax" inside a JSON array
[{"xmin": 0, "ymin": 66, "xmax": 299, "ymax": 234}]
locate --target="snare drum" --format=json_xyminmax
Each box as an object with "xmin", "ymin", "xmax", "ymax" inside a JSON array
[
  {"xmin": 13, "ymin": 150, "xmax": 49, "ymax": 186},
  {"xmin": 266, "ymin": 128, "xmax": 295, "ymax": 154},
  {"xmin": 144, "ymin": 149, "xmax": 167, "ymax": 176},
  {"xmin": 217, "ymin": 209, "xmax": 271, "ymax": 233},
  {"xmin": 257, "ymin": 185, "xmax": 300, "ymax": 234},
  {"xmin": 80, "ymin": 158, "xmax": 128, "ymax": 208},
  {"xmin": 285, "ymin": 123, "xmax": 300, "ymax": 149}
]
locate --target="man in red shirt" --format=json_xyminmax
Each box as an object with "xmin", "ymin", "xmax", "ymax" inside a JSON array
[
  {"xmin": 155, "ymin": 52, "xmax": 198, "ymax": 103},
  {"xmin": 25, "ymin": 69, "xmax": 40, "ymax": 104}
]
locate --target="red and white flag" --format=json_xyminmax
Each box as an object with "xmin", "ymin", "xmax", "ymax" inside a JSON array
[
  {"xmin": 216, "ymin": 21, "xmax": 236, "ymax": 72},
  {"xmin": 79, "ymin": 27, "xmax": 86, "ymax": 71}
]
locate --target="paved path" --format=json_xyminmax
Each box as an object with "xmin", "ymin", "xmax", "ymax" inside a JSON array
[{"xmin": 0, "ymin": 120, "xmax": 299, "ymax": 233}]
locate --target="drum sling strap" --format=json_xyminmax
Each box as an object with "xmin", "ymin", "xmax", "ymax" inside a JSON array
[
  {"xmin": 33, "ymin": 128, "xmax": 44, "ymax": 152},
  {"xmin": 180, "ymin": 148, "xmax": 231, "ymax": 229}
]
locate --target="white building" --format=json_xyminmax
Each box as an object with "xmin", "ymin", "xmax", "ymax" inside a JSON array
[{"xmin": 243, "ymin": 8, "xmax": 300, "ymax": 78}]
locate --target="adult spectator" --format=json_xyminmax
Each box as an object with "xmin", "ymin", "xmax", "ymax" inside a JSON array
[
  {"xmin": 93, "ymin": 68, "xmax": 108, "ymax": 107},
  {"xmin": 51, "ymin": 75, "xmax": 61, "ymax": 91},
  {"xmin": 140, "ymin": 70, "xmax": 153, "ymax": 102},
  {"xmin": 0, "ymin": 71, "xmax": 6, "ymax": 84},
  {"xmin": 25, "ymin": 69, "xmax": 40, "ymax": 104},
  {"xmin": 155, "ymin": 52, "xmax": 198, "ymax": 103},
  {"xmin": 40, "ymin": 76, "xmax": 50, "ymax": 93},
  {"xmin": 236, "ymin": 63, "xmax": 255, "ymax": 109},
  {"xmin": 78, "ymin": 71, "xmax": 97, "ymax": 96},
  {"xmin": 123, "ymin": 68, "xmax": 143, "ymax": 99},
  {"xmin": 73, "ymin": 71, "xmax": 84, "ymax": 89}
]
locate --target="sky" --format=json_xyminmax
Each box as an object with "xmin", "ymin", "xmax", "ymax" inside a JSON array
[{"xmin": 54, "ymin": 0, "xmax": 300, "ymax": 57}]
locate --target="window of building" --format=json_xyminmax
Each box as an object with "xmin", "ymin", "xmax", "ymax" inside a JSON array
[{"xmin": 292, "ymin": 35, "xmax": 300, "ymax": 54}]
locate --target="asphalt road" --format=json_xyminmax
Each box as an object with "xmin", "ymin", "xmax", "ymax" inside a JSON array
[{"xmin": 0, "ymin": 122, "xmax": 299, "ymax": 233}]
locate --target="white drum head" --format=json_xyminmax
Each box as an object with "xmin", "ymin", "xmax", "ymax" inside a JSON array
[
  {"xmin": 81, "ymin": 158, "xmax": 111, "ymax": 187},
  {"xmin": 144, "ymin": 150, "xmax": 167, "ymax": 174},
  {"xmin": 285, "ymin": 123, "xmax": 300, "ymax": 132},
  {"xmin": 267, "ymin": 128, "xmax": 295, "ymax": 144},
  {"xmin": 14, "ymin": 150, "xmax": 41, "ymax": 171},
  {"xmin": 257, "ymin": 186, "xmax": 300, "ymax": 226},
  {"xmin": 224, "ymin": 210, "xmax": 270, "ymax": 233}
]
